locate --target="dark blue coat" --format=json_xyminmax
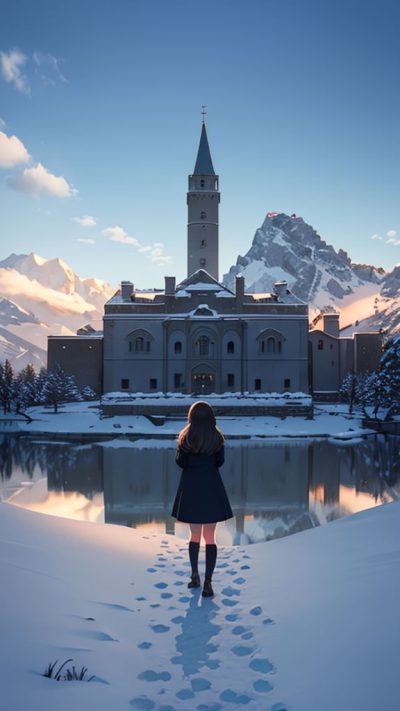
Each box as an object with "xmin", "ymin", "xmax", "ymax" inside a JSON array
[{"xmin": 171, "ymin": 446, "xmax": 233, "ymax": 524}]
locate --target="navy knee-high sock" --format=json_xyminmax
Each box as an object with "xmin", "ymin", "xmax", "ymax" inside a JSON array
[
  {"xmin": 189, "ymin": 541, "xmax": 200, "ymax": 575},
  {"xmin": 205, "ymin": 544, "xmax": 217, "ymax": 581}
]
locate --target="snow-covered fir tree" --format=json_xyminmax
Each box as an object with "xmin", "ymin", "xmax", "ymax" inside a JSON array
[
  {"xmin": 0, "ymin": 359, "xmax": 14, "ymax": 414},
  {"xmin": 41, "ymin": 364, "xmax": 82, "ymax": 413}
]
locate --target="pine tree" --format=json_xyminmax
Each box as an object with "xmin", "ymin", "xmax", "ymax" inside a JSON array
[
  {"xmin": 339, "ymin": 370, "xmax": 357, "ymax": 414},
  {"xmin": 376, "ymin": 335, "xmax": 400, "ymax": 420},
  {"xmin": 0, "ymin": 359, "xmax": 14, "ymax": 414},
  {"xmin": 81, "ymin": 385, "xmax": 96, "ymax": 401},
  {"xmin": 41, "ymin": 365, "xmax": 82, "ymax": 413}
]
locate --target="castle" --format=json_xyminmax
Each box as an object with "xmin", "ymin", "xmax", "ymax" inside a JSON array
[{"xmin": 48, "ymin": 122, "xmax": 381, "ymax": 397}]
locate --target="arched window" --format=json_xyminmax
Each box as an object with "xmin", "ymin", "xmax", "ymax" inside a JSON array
[
  {"xmin": 198, "ymin": 335, "xmax": 209, "ymax": 355},
  {"xmin": 200, "ymin": 258, "xmax": 206, "ymax": 267},
  {"xmin": 200, "ymin": 179, "xmax": 205, "ymax": 188},
  {"xmin": 200, "ymin": 211, "xmax": 207, "ymax": 220},
  {"xmin": 201, "ymin": 239, "xmax": 207, "ymax": 248},
  {"xmin": 258, "ymin": 329, "xmax": 284, "ymax": 355},
  {"xmin": 127, "ymin": 329, "xmax": 153, "ymax": 354},
  {"xmin": 227, "ymin": 341, "xmax": 235, "ymax": 354},
  {"xmin": 174, "ymin": 341, "xmax": 182, "ymax": 354},
  {"xmin": 267, "ymin": 337, "xmax": 275, "ymax": 353},
  {"xmin": 317, "ymin": 339, "xmax": 324, "ymax": 351}
]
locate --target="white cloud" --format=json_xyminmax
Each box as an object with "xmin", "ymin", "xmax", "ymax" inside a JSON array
[
  {"xmin": 103, "ymin": 225, "xmax": 172, "ymax": 266},
  {"xmin": 386, "ymin": 238, "xmax": 397, "ymax": 245},
  {"xmin": 102, "ymin": 225, "xmax": 141, "ymax": 246},
  {"xmin": 77, "ymin": 238, "xmax": 95, "ymax": 245},
  {"xmin": 8, "ymin": 162, "xmax": 77, "ymax": 198},
  {"xmin": 73, "ymin": 215, "xmax": 96, "ymax": 227},
  {"xmin": 370, "ymin": 234, "xmax": 382, "ymax": 241},
  {"xmin": 387, "ymin": 229, "xmax": 397, "ymax": 239},
  {"xmin": 0, "ymin": 131, "xmax": 30, "ymax": 167},
  {"xmin": 149, "ymin": 242, "xmax": 172, "ymax": 266},
  {"xmin": 33, "ymin": 51, "xmax": 68, "ymax": 86},
  {"xmin": 0, "ymin": 49, "xmax": 30, "ymax": 94}
]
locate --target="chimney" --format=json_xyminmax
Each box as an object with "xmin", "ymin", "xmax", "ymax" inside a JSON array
[
  {"xmin": 120, "ymin": 281, "xmax": 134, "ymax": 301},
  {"xmin": 164, "ymin": 276, "xmax": 176, "ymax": 296},
  {"xmin": 323, "ymin": 313, "xmax": 340, "ymax": 338},
  {"xmin": 273, "ymin": 280, "xmax": 287, "ymax": 298},
  {"xmin": 235, "ymin": 275, "xmax": 245, "ymax": 300}
]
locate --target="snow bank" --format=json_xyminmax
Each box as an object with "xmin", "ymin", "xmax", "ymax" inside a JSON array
[{"xmin": 0, "ymin": 500, "xmax": 399, "ymax": 710}]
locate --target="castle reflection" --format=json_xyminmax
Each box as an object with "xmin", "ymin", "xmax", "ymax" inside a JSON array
[{"xmin": 1, "ymin": 436, "xmax": 399, "ymax": 544}]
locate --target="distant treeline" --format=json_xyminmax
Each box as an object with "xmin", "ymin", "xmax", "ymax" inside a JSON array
[{"xmin": 0, "ymin": 360, "xmax": 96, "ymax": 416}]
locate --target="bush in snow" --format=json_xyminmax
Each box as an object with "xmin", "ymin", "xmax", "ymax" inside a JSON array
[
  {"xmin": 43, "ymin": 658, "xmax": 94, "ymax": 682},
  {"xmin": 81, "ymin": 385, "xmax": 97, "ymax": 401},
  {"xmin": 375, "ymin": 335, "xmax": 400, "ymax": 420}
]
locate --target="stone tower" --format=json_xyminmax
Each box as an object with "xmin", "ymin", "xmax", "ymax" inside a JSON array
[{"xmin": 187, "ymin": 121, "xmax": 220, "ymax": 280}]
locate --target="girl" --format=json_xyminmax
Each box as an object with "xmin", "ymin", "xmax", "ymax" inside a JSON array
[{"xmin": 171, "ymin": 401, "xmax": 233, "ymax": 597}]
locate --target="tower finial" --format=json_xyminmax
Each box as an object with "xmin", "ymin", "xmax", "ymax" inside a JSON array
[{"xmin": 201, "ymin": 105, "xmax": 207, "ymax": 123}]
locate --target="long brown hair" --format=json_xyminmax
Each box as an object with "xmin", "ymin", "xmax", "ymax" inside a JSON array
[{"xmin": 178, "ymin": 401, "xmax": 224, "ymax": 454}]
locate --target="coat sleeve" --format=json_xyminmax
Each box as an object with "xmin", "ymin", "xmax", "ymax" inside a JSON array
[
  {"xmin": 176, "ymin": 447, "xmax": 187, "ymax": 468},
  {"xmin": 215, "ymin": 446, "xmax": 225, "ymax": 468}
]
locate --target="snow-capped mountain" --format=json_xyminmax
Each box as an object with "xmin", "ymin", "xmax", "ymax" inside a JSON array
[
  {"xmin": 223, "ymin": 212, "xmax": 384, "ymax": 311},
  {"xmin": 0, "ymin": 253, "xmax": 115, "ymax": 370},
  {"xmin": 223, "ymin": 212, "xmax": 395, "ymax": 334}
]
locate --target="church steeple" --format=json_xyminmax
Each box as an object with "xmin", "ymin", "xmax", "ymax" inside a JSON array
[
  {"xmin": 187, "ymin": 120, "xmax": 220, "ymax": 280},
  {"xmin": 193, "ymin": 123, "xmax": 216, "ymax": 175}
]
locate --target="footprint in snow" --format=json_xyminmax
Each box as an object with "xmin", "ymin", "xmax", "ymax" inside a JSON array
[
  {"xmin": 219, "ymin": 688, "xmax": 252, "ymax": 705},
  {"xmin": 231, "ymin": 644, "xmax": 255, "ymax": 657},
  {"xmin": 129, "ymin": 697, "xmax": 155, "ymax": 710},
  {"xmin": 154, "ymin": 582, "xmax": 168, "ymax": 589},
  {"xmin": 222, "ymin": 599, "xmax": 238, "ymax": 607},
  {"xmin": 150, "ymin": 624, "xmax": 170, "ymax": 634},
  {"xmin": 222, "ymin": 586, "xmax": 240, "ymax": 597},
  {"xmin": 137, "ymin": 642, "xmax": 152, "ymax": 650},
  {"xmin": 161, "ymin": 592, "xmax": 173, "ymax": 599},
  {"xmin": 191, "ymin": 677, "xmax": 211, "ymax": 692},
  {"xmin": 250, "ymin": 606, "xmax": 262, "ymax": 616},
  {"xmin": 225, "ymin": 613, "xmax": 240, "ymax": 622},
  {"xmin": 176, "ymin": 688, "xmax": 195, "ymax": 700},
  {"xmin": 137, "ymin": 670, "xmax": 171, "ymax": 682},
  {"xmin": 147, "ymin": 568, "xmax": 157, "ymax": 573},
  {"xmin": 233, "ymin": 577, "xmax": 246, "ymax": 585},
  {"xmin": 249, "ymin": 658, "xmax": 274, "ymax": 674},
  {"xmin": 196, "ymin": 704, "xmax": 222, "ymax": 711},
  {"xmin": 253, "ymin": 679, "xmax": 273, "ymax": 693}
]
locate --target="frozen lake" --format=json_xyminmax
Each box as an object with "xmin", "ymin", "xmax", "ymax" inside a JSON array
[{"xmin": 1, "ymin": 435, "xmax": 399, "ymax": 545}]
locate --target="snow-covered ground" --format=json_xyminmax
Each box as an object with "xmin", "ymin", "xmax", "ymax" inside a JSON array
[
  {"xmin": 0, "ymin": 401, "xmax": 372, "ymax": 440},
  {"xmin": 1, "ymin": 498, "xmax": 399, "ymax": 711}
]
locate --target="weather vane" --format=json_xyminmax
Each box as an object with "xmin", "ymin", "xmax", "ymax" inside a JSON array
[{"xmin": 201, "ymin": 105, "xmax": 207, "ymax": 123}]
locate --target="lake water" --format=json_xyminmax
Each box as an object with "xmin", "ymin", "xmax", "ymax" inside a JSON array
[{"xmin": 1, "ymin": 435, "xmax": 399, "ymax": 545}]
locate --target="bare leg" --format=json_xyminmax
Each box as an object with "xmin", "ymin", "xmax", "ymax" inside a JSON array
[
  {"xmin": 202, "ymin": 523, "xmax": 216, "ymax": 544},
  {"xmin": 189, "ymin": 523, "xmax": 202, "ymax": 543}
]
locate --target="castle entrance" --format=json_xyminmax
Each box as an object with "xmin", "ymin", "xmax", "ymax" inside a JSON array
[{"xmin": 191, "ymin": 370, "xmax": 215, "ymax": 395}]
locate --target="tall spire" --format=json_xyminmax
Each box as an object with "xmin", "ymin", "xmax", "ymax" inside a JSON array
[{"xmin": 193, "ymin": 122, "xmax": 215, "ymax": 175}]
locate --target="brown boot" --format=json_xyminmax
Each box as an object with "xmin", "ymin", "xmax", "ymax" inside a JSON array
[
  {"xmin": 188, "ymin": 573, "xmax": 200, "ymax": 588},
  {"xmin": 202, "ymin": 579, "xmax": 214, "ymax": 597}
]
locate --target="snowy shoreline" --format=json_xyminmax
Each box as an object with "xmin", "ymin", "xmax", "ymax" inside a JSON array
[{"xmin": 0, "ymin": 401, "xmax": 376, "ymax": 441}]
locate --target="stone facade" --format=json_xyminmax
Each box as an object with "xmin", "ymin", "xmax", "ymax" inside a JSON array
[{"xmin": 103, "ymin": 271, "xmax": 309, "ymax": 395}]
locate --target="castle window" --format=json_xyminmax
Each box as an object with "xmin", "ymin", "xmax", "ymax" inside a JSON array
[
  {"xmin": 317, "ymin": 339, "xmax": 324, "ymax": 351},
  {"xmin": 127, "ymin": 329, "xmax": 153, "ymax": 354},
  {"xmin": 227, "ymin": 373, "xmax": 235, "ymax": 387},
  {"xmin": 149, "ymin": 378, "xmax": 157, "ymax": 390},
  {"xmin": 198, "ymin": 335, "xmax": 209, "ymax": 355},
  {"xmin": 201, "ymin": 239, "xmax": 207, "ymax": 247},
  {"xmin": 258, "ymin": 329, "xmax": 284, "ymax": 355},
  {"xmin": 227, "ymin": 341, "xmax": 235, "ymax": 354},
  {"xmin": 284, "ymin": 378, "xmax": 291, "ymax": 389},
  {"xmin": 255, "ymin": 378, "xmax": 261, "ymax": 391},
  {"xmin": 121, "ymin": 379, "xmax": 129, "ymax": 390},
  {"xmin": 200, "ymin": 258, "xmax": 206, "ymax": 267},
  {"xmin": 200, "ymin": 211, "xmax": 207, "ymax": 220},
  {"xmin": 200, "ymin": 179, "xmax": 205, "ymax": 188},
  {"xmin": 174, "ymin": 341, "xmax": 182, "ymax": 354}
]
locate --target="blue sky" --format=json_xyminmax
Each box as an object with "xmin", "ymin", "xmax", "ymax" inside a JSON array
[{"xmin": 0, "ymin": 0, "xmax": 399, "ymax": 288}]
